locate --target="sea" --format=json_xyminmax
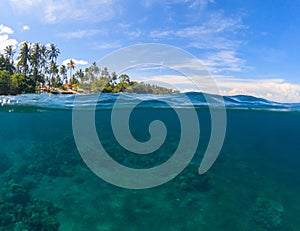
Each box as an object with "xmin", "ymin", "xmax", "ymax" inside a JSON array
[{"xmin": 0, "ymin": 92, "xmax": 299, "ymax": 231}]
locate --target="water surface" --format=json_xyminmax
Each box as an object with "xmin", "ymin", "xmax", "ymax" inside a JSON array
[{"xmin": 0, "ymin": 93, "xmax": 299, "ymax": 230}]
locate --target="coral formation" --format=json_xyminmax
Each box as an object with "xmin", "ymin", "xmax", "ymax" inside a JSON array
[
  {"xmin": 17, "ymin": 137, "xmax": 82, "ymax": 178},
  {"xmin": 252, "ymin": 197, "xmax": 284, "ymax": 230},
  {"xmin": 0, "ymin": 200, "xmax": 60, "ymax": 231},
  {"xmin": 0, "ymin": 180, "xmax": 60, "ymax": 230},
  {"xmin": 174, "ymin": 164, "xmax": 212, "ymax": 192},
  {"xmin": 2, "ymin": 181, "xmax": 30, "ymax": 205}
]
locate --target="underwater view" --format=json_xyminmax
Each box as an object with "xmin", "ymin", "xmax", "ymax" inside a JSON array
[{"xmin": 0, "ymin": 92, "xmax": 300, "ymax": 230}]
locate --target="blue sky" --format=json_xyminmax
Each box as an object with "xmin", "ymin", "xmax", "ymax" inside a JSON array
[{"xmin": 0, "ymin": 0, "xmax": 300, "ymax": 102}]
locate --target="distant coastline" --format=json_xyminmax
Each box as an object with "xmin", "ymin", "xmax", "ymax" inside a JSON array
[{"xmin": 0, "ymin": 42, "xmax": 179, "ymax": 96}]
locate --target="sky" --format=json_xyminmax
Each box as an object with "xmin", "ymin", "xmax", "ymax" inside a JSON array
[{"xmin": 0, "ymin": 0, "xmax": 300, "ymax": 102}]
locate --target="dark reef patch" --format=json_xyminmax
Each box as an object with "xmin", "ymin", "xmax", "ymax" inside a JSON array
[{"xmin": 0, "ymin": 152, "xmax": 12, "ymax": 174}]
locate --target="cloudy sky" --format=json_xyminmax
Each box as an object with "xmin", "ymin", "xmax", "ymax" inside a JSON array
[{"xmin": 0, "ymin": 0, "xmax": 300, "ymax": 102}]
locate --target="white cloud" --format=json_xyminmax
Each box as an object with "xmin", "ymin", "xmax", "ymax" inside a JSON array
[
  {"xmin": 141, "ymin": 0, "xmax": 162, "ymax": 8},
  {"xmin": 149, "ymin": 12, "xmax": 246, "ymax": 74},
  {"xmin": 129, "ymin": 71, "xmax": 300, "ymax": 103},
  {"xmin": 150, "ymin": 30, "xmax": 172, "ymax": 38},
  {"xmin": 124, "ymin": 29, "xmax": 142, "ymax": 39},
  {"xmin": 142, "ymin": 0, "xmax": 214, "ymax": 10},
  {"xmin": 62, "ymin": 58, "xmax": 89, "ymax": 67},
  {"xmin": 23, "ymin": 25, "xmax": 30, "ymax": 31},
  {"xmin": 170, "ymin": 58, "xmax": 207, "ymax": 71},
  {"xmin": 9, "ymin": 0, "xmax": 42, "ymax": 8},
  {"xmin": 58, "ymin": 29, "xmax": 102, "ymax": 39},
  {"xmin": 150, "ymin": 13, "xmax": 245, "ymax": 47},
  {"xmin": 199, "ymin": 50, "xmax": 246, "ymax": 73},
  {"xmin": 0, "ymin": 35, "xmax": 18, "ymax": 53},
  {"xmin": 0, "ymin": 25, "xmax": 17, "ymax": 53},
  {"xmin": 217, "ymin": 77, "xmax": 300, "ymax": 103},
  {"xmin": 0, "ymin": 24, "xmax": 14, "ymax": 34},
  {"xmin": 96, "ymin": 41, "xmax": 122, "ymax": 49},
  {"xmin": 9, "ymin": 0, "xmax": 116, "ymax": 24},
  {"xmin": 188, "ymin": 0, "xmax": 215, "ymax": 9}
]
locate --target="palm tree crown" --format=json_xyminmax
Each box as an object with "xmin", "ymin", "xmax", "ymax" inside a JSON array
[
  {"xmin": 4, "ymin": 45, "xmax": 15, "ymax": 64},
  {"xmin": 47, "ymin": 44, "xmax": 60, "ymax": 62},
  {"xmin": 17, "ymin": 42, "xmax": 30, "ymax": 76},
  {"xmin": 67, "ymin": 59, "xmax": 76, "ymax": 79}
]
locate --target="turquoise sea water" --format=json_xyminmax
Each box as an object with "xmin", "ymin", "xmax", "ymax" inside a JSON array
[{"xmin": 0, "ymin": 93, "xmax": 300, "ymax": 230}]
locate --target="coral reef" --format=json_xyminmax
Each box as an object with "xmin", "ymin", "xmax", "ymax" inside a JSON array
[
  {"xmin": 252, "ymin": 197, "xmax": 284, "ymax": 230},
  {"xmin": 2, "ymin": 181, "xmax": 30, "ymax": 205},
  {"xmin": 0, "ymin": 200, "xmax": 60, "ymax": 231},
  {"xmin": 17, "ymin": 137, "xmax": 82, "ymax": 178},
  {"xmin": 0, "ymin": 180, "xmax": 60, "ymax": 231},
  {"xmin": 174, "ymin": 164, "xmax": 212, "ymax": 192}
]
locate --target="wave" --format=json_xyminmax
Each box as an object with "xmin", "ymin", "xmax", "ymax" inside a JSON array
[{"xmin": 0, "ymin": 92, "xmax": 300, "ymax": 112}]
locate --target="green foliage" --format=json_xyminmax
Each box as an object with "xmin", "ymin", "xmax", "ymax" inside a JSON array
[
  {"xmin": 0, "ymin": 70, "xmax": 11, "ymax": 95},
  {"xmin": 70, "ymin": 75, "xmax": 79, "ymax": 86},
  {"xmin": 0, "ymin": 72, "xmax": 35, "ymax": 95},
  {"xmin": 91, "ymin": 78, "xmax": 107, "ymax": 92},
  {"xmin": 80, "ymin": 65, "xmax": 178, "ymax": 94},
  {"xmin": 0, "ymin": 43, "xmax": 178, "ymax": 95},
  {"xmin": 0, "ymin": 43, "xmax": 62, "ymax": 95},
  {"xmin": 17, "ymin": 42, "xmax": 30, "ymax": 76},
  {"xmin": 10, "ymin": 73, "xmax": 19, "ymax": 94},
  {"xmin": 129, "ymin": 81, "xmax": 179, "ymax": 94},
  {"xmin": 12, "ymin": 73, "xmax": 36, "ymax": 94},
  {"xmin": 0, "ymin": 55, "xmax": 15, "ymax": 74}
]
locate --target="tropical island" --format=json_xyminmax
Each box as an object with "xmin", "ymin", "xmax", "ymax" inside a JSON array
[{"xmin": 0, "ymin": 42, "xmax": 179, "ymax": 95}]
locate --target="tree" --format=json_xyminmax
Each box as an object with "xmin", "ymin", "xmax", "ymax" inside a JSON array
[
  {"xmin": 75, "ymin": 69, "xmax": 85, "ymax": 83},
  {"xmin": 11, "ymin": 73, "xmax": 35, "ymax": 94},
  {"xmin": 85, "ymin": 67, "xmax": 95, "ymax": 83},
  {"xmin": 39, "ymin": 44, "xmax": 48, "ymax": 83},
  {"xmin": 100, "ymin": 67, "xmax": 110, "ymax": 80},
  {"xmin": 91, "ymin": 78, "xmax": 107, "ymax": 92},
  {"xmin": 49, "ymin": 60, "xmax": 59, "ymax": 87},
  {"xmin": 67, "ymin": 59, "xmax": 76, "ymax": 79},
  {"xmin": 59, "ymin": 65, "xmax": 67, "ymax": 84},
  {"xmin": 53, "ymin": 75, "xmax": 62, "ymax": 88},
  {"xmin": 29, "ymin": 43, "xmax": 41, "ymax": 83},
  {"xmin": 118, "ymin": 73, "xmax": 130, "ymax": 84},
  {"xmin": 47, "ymin": 44, "xmax": 60, "ymax": 62},
  {"xmin": 0, "ymin": 54, "xmax": 15, "ymax": 74},
  {"xmin": 70, "ymin": 75, "xmax": 79, "ymax": 88},
  {"xmin": 4, "ymin": 45, "xmax": 15, "ymax": 65},
  {"xmin": 17, "ymin": 42, "xmax": 30, "ymax": 77},
  {"xmin": 115, "ymin": 74, "xmax": 131, "ymax": 92},
  {"xmin": 111, "ymin": 72, "xmax": 117, "ymax": 83},
  {"xmin": 0, "ymin": 42, "xmax": 68, "ymax": 95},
  {"xmin": 0, "ymin": 70, "xmax": 11, "ymax": 95},
  {"xmin": 91, "ymin": 62, "xmax": 100, "ymax": 76},
  {"xmin": 10, "ymin": 73, "xmax": 19, "ymax": 94}
]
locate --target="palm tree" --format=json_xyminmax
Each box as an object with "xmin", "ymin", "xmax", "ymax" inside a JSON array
[
  {"xmin": 0, "ymin": 54, "xmax": 15, "ymax": 74},
  {"xmin": 17, "ymin": 42, "xmax": 30, "ymax": 76},
  {"xmin": 75, "ymin": 69, "xmax": 85, "ymax": 83},
  {"xmin": 59, "ymin": 65, "xmax": 67, "ymax": 84},
  {"xmin": 44, "ymin": 44, "xmax": 60, "ymax": 87},
  {"xmin": 4, "ymin": 45, "xmax": 15, "ymax": 64},
  {"xmin": 49, "ymin": 60, "xmax": 59, "ymax": 87},
  {"xmin": 91, "ymin": 62, "xmax": 100, "ymax": 76},
  {"xmin": 67, "ymin": 59, "xmax": 76, "ymax": 79},
  {"xmin": 39, "ymin": 44, "xmax": 48, "ymax": 82},
  {"xmin": 29, "ymin": 43, "xmax": 41, "ymax": 83},
  {"xmin": 100, "ymin": 67, "xmax": 110, "ymax": 79},
  {"xmin": 47, "ymin": 43, "xmax": 60, "ymax": 62},
  {"xmin": 111, "ymin": 72, "xmax": 117, "ymax": 85}
]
